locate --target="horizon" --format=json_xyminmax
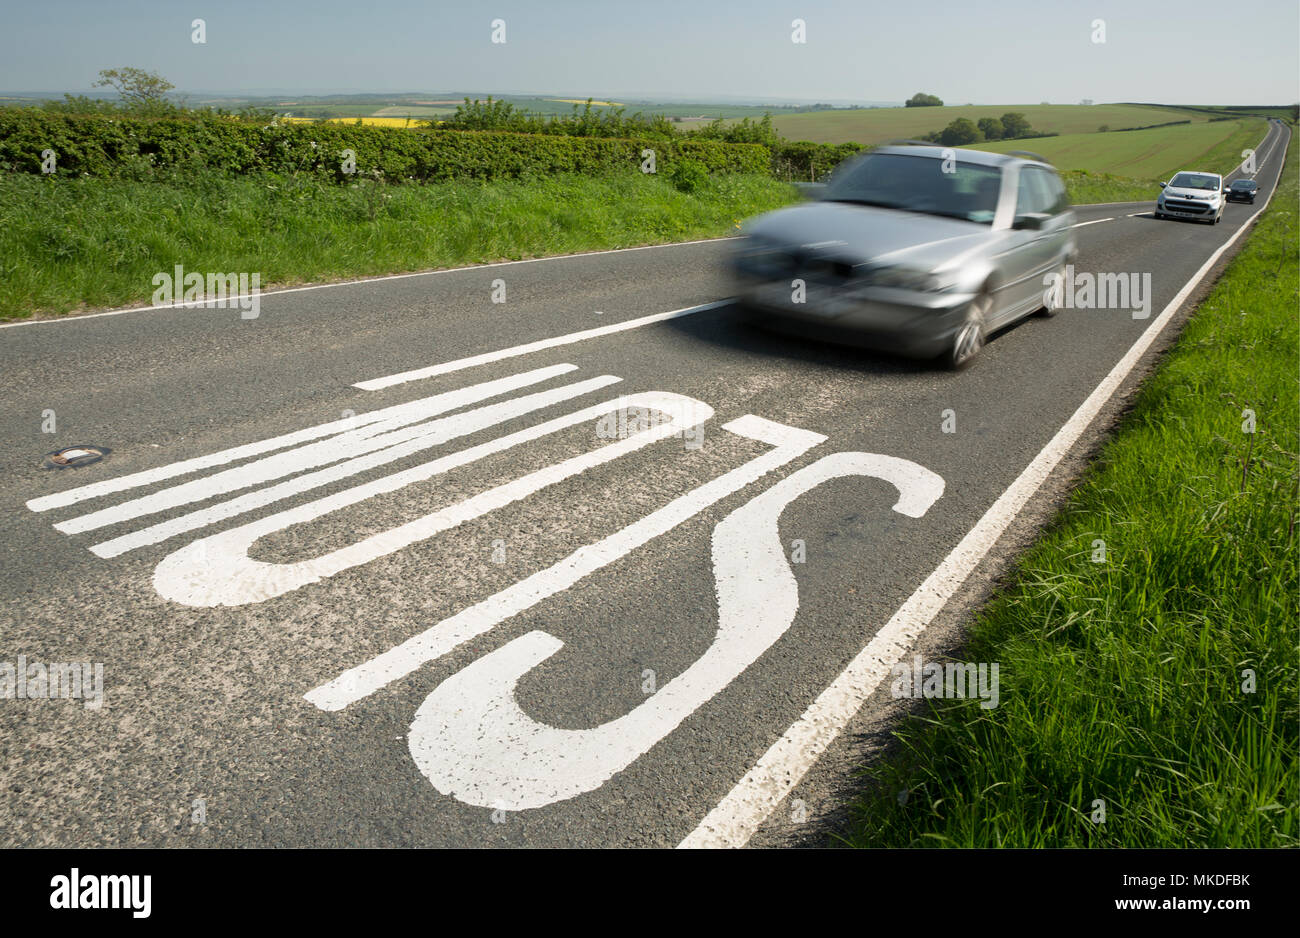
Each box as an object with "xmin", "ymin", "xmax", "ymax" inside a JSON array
[{"xmin": 2, "ymin": 0, "xmax": 1295, "ymax": 105}]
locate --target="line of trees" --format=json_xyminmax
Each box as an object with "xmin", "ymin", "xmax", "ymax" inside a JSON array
[{"xmin": 919, "ymin": 112, "xmax": 1042, "ymax": 146}]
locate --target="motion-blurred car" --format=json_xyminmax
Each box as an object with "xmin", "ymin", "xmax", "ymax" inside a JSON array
[
  {"xmin": 730, "ymin": 144, "xmax": 1077, "ymax": 368},
  {"xmin": 1225, "ymin": 178, "xmax": 1259, "ymax": 203},
  {"xmin": 1154, "ymin": 171, "xmax": 1227, "ymax": 223}
]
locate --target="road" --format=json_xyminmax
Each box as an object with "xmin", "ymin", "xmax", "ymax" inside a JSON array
[{"xmin": 0, "ymin": 120, "xmax": 1288, "ymax": 848}]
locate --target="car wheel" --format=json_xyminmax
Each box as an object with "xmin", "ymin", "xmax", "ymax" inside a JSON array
[
  {"xmin": 1039, "ymin": 259, "xmax": 1067, "ymax": 317},
  {"xmin": 947, "ymin": 291, "xmax": 989, "ymax": 369}
]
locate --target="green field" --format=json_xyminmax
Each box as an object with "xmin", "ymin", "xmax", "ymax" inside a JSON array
[
  {"xmin": 976, "ymin": 117, "xmax": 1269, "ymax": 181},
  {"xmin": 767, "ymin": 103, "xmax": 1213, "ymax": 145},
  {"xmin": 842, "ymin": 137, "xmax": 1298, "ymax": 849},
  {"xmin": 1137, "ymin": 103, "xmax": 1299, "ymax": 123}
]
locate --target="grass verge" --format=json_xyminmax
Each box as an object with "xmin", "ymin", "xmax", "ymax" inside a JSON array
[
  {"xmin": 0, "ymin": 169, "xmax": 797, "ymax": 320},
  {"xmin": 841, "ymin": 137, "xmax": 1298, "ymax": 848}
]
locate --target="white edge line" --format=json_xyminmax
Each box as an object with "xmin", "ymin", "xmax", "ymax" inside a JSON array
[
  {"xmin": 678, "ymin": 127, "xmax": 1289, "ymax": 849},
  {"xmin": 0, "ymin": 236, "xmax": 742, "ymax": 330},
  {"xmin": 1071, "ymin": 217, "xmax": 1114, "ymax": 228}
]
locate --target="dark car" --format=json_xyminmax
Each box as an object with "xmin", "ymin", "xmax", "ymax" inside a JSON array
[{"xmin": 1226, "ymin": 179, "xmax": 1259, "ymax": 203}]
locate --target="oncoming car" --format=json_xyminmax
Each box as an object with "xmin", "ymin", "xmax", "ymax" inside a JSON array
[
  {"xmin": 730, "ymin": 144, "xmax": 1078, "ymax": 368},
  {"xmin": 1226, "ymin": 178, "xmax": 1259, "ymax": 203},
  {"xmin": 1155, "ymin": 170, "xmax": 1227, "ymax": 223}
]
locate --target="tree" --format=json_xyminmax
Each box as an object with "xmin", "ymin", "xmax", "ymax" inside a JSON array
[
  {"xmin": 939, "ymin": 118, "xmax": 982, "ymax": 146},
  {"xmin": 905, "ymin": 92, "xmax": 944, "ymax": 108},
  {"xmin": 1000, "ymin": 112, "xmax": 1032, "ymax": 138},
  {"xmin": 977, "ymin": 117, "xmax": 1004, "ymax": 141},
  {"xmin": 93, "ymin": 67, "xmax": 175, "ymax": 112}
]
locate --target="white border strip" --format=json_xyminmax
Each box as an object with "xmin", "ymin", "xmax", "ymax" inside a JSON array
[
  {"xmin": 0, "ymin": 237, "xmax": 741, "ymax": 330},
  {"xmin": 679, "ymin": 127, "xmax": 1289, "ymax": 849}
]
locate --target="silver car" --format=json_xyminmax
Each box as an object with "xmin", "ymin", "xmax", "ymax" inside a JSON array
[
  {"xmin": 1154, "ymin": 170, "xmax": 1227, "ymax": 223},
  {"xmin": 731, "ymin": 144, "xmax": 1078, "ymax": 368}
]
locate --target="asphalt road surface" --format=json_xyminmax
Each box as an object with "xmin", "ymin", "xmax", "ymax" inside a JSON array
[{"xmin": 0, "ymin": 120, "xmax": 1288, "ymax": 848}]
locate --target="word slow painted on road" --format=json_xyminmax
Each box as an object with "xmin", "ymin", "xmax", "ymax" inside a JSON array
[{"xmin": 28, "ymin": 362, "xmax": 945, "ymax": 810}]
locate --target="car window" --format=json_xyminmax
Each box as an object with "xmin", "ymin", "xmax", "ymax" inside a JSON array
[
  {"xmin": 1016, "ymin": 167, "xmax": 1055, "ymax": 216},
  {"xmin": 823, "ymin": 153, "xmax": 1002, "ymax": 224},
  {"xmin": 1042, "ymin": 170, "xmax": 1069, "ymax": 213},
  {"xmin": 1170, "ymin": 173, "xmax": 1219, "ymax": 190}
]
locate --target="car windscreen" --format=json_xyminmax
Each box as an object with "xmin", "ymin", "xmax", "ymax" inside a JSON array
[
  {"xmin": 823, "ymin": 153, "xmax": 1001, "ymax": 224},
  {"xmin": 1170, "ymin": 173, "xmax": 1219, "ymax": 190},
  {"xmin": 1230, "ymin": 180, "xmax": 1255, "ymax": 188}
]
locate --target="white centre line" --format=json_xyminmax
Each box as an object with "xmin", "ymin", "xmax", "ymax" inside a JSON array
[{"xmin": 353, "ymin": 300, "xmax": 733, "ymax": 391}]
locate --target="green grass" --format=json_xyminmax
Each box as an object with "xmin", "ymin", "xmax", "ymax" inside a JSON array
[
  {"xmin": 0, "ymin": 170, "xmax": 797, "ymax": 319},
  {"xmin": 841, "ymin": 138, "xmax": 1299, "ymax": 848},
  {"xmin": 768, "ymin": 103, "xmax": 1214, "ymax": 146},
  {"xmin": 1058, "ymin": 170, "xmax": 1156, "ymax": 205},
  {"xmin": 977, "ymin": 118, "xmax": 1268, "ymax": 181}
]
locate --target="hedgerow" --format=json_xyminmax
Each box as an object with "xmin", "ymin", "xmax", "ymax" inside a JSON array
[{"xmin": 0, "ymin": 110, "xmax": 769, "ymax": 182}]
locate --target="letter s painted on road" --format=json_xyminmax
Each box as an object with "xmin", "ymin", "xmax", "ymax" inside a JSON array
[{"xmin": 407, "ymin": 452, "xmax": 944, "ymax": 810}]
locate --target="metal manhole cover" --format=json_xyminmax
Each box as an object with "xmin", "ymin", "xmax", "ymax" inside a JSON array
[{"xmin": 41, "ymin": 445, "xmax": 110, "ymax": 470}]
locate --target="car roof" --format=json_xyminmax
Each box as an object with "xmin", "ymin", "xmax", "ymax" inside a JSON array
[{"xmin": 872, "ymin": 143, "xmax": 1050, "ymax": 169}]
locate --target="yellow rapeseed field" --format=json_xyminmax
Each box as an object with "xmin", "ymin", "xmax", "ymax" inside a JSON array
[{"xmin": 281, "ymin": 117, "xmax": 424, "ymax": 128}]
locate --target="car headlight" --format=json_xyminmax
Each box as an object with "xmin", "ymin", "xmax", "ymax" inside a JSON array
[{"xmin": 868, "ymin": 266, "xmax": 954, "ymax": 293}]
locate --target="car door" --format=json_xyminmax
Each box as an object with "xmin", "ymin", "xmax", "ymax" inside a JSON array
[
  {"xmin": 1037, "ymin": 167, "xmax": 1075, "ymax": 274},
  {"xmin": 1010, "ymin": 166, "xmax": 1069, "ymax": 323},
  {"xmin": 995, "ymin": 165, "xmax": 1053, "ymax": 323}
]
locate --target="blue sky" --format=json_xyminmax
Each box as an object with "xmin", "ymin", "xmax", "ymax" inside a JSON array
[{"xmin": 1, "ymin": 0, "xmax": 1296, "ymax": 104}]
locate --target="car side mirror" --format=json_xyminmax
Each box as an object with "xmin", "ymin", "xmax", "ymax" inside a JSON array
[
  {"xmin": 1159, "ymin": 182, "xmax": 1167, "ymax": 188},
  {"xmin": 1012, "ymin": 213, "xmax": 1047, "ymax": 231}
]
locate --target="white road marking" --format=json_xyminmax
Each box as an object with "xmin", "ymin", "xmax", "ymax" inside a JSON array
[
  {"xmin": 61, "ymin": 372, "xmax": 614, "ymax": 537},
  {"xmin": 152, "ymin": 392, "xmax": 715, "ymax": 607},
  {"xmin": 89, "ymin": 375, "xmax": 623, "ymax": 557},
  {"xmin": 305, "ymin": 415, "xmax": 828, "ymax": 712},
  {"xmin": 353, "ymin": 300, "xmax": 733, "ymax": 391},
  {"xmin": 679, "ymin": 129, "xmax": 1289, "ymax": 848},
  {"xmin": 0, "ymin": 237, "xmax": 742, "ymax": 330},
  {"xmin": 408, "ymin": 452, "xmax": 943, "ymax": 810},
  {"xmin": 1071, "ymin": 217, "xmax": 1114, "ymax": 228},
  {"xmin": 27, "ymin": 364, "xmax": 578, "ymax": 514}
]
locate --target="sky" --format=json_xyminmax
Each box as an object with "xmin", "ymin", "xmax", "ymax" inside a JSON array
[{"xmin": 0, "ymin": 0, "xmax": 1296, "ymax": 105}]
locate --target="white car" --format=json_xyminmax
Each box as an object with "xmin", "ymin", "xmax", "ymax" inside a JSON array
[{"xmin": 1155, "ymin": 171, "xmax": 1227, "ymax": 224}]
